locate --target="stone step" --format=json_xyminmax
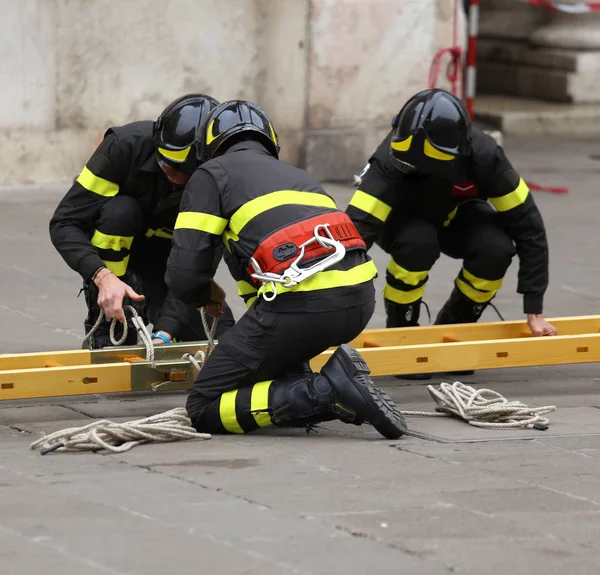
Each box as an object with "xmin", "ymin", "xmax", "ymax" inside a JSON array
[{"xmin": 473, "ymin": 95, "xmax": 600, "ymax": 136}]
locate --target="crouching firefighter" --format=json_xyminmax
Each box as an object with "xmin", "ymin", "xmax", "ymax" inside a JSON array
[
  {"xmin": 165, "ymin": 100, "xmax": 407, "ymax": 439},
  {"xmin": 49, "ymin": 94, "xmax": 235, "ymax": 348},
  {"xmin": 346, "ymin": 88, "xmax": 556, "ymax": 380}
]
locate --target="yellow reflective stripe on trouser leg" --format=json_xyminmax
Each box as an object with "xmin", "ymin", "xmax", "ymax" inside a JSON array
[
  {"xmin": 103, "ymin": 256, "xmax": 130, "ymax": 277},
  {"xmin": 250, "ymin": 381, "xmax": 273, "ymax": 428},
  {"xmin": 383, "ymin": 283, "xmax": 426, "ymax": 304},
  {"xmin": 219, "ymin": 390, "xmax": 244, "ymax": 434},
  {"xmin": 348, "ymin": 190, "xmax": 392, "ymax": 222},
  {"xmin": 76, "ymin": 166, "xmax": 119, "ymax": 197},
  {"xmin": 489, "ymin": 179, "xmax": 530, "ymax": 212},
  {"xmin": 91, "ymin": 230, "xmax": 134, "ymax": 251},
  {"xmin": 455, "ymin": 267, "xmax": 504, "ymax": 304},
  {"xmin": 257, "ymin": 260, "xmax": 377, "ymax": 298},
  {"xmin": 386, "ymin": 260, "xmax": 429, "ymax": 286}
]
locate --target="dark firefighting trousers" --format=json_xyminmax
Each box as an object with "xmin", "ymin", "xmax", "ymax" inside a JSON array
[
  {"xmin": 185, "ymin": 289, "xmax": 376, "ymax": 434},
  {"xmin": 82, "ymin": 195, "xmax": 235, "ymax": 348},
  {"xmin": 380, "ymin": 200, "xmax": 516, "ymax": 328}
]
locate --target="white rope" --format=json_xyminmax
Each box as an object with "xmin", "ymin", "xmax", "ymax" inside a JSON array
[
  {"xmin": 29, "ymin": 408, "xmax": 210, "ymax": 454},
  {"xmin": 32, "ymin": 309, "xmax": 220, "ymax": 455},
  {"xmin": 399, "ymin": 381, "xmax": 556, "ymax": 430}
]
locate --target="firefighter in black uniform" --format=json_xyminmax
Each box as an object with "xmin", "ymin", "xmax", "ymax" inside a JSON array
[
  {"xmin": 346, "ymin": 89, "xmax": 556, "ymax": 380},
  {"xmin": 50, "ymin": 94, "xmax": 235, "ymax": 348},
  {"xmin": 165, "ymin": 100, "xmax": 407, "ymax": 439}
]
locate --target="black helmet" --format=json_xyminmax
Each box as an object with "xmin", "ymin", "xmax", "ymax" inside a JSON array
[
  {"xmin": 389, "ymin": 89, "xmax": 471, "ymax": 179},
  {"xmin": 200, "ymin": 100, "xmax": 280, "ymax": 162},
  {"xmin": 153, "ymin": 94, "xmax": 220, "ymax": 175}
]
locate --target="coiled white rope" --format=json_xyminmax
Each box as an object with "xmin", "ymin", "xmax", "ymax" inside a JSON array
[
  {"xmin": 32, "ymin": 308, "xmax": 219, "ymax": 455},
  {"xmin": 399, "ymin": 381, "xmax": 556, "ymax": 430}
]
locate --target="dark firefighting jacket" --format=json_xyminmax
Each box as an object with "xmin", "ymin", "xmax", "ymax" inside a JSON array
[
  {"xmin": 345, "ymin": 127, "xmax": 549, "ymax": 315},
  {"xmin": 49, "ymin": 121, "xmax": 194, "ymax": 335},
  {"xmin": 165, "ymin": 141, "xmax": 377, "ymax": 312}
]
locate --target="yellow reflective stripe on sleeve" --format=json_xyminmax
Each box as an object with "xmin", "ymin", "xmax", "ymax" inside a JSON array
[
  {"xmin": 91, "ymin": 230, "xmax": 134, "ymax": 251},
  {"xmin": 228, "ymin": 191, "xmax": 337, "ymax": 237},
  {"xmin": 236, "ymin": 280, "xmax": 258, "ymax": 296},
  {"xmin": 258, "ymin": 260, "xmax": 377, "ymax": 298},
  {"xmin": 383, "ymin": 283, "xmax": 425, "ymax": 304},
  {"xmin": 489, "ymin": 178, "xmax": 530, "ymax": 212},
  {"xmin": 103, "ymin": 256, "xmax": 130, "ymax": 277},
  {"xmin": 386, "ymin": 260, "xmax": 429, "ymax": 286},
  {"xmin": 348, "ymin": 190, "xmax": 392, "ymax": 223},
  {"xmin": 462, "ymin": 268, "xmax": 504, "ymax": 292},
  {"xmin": 250, "ymin": 380, "xmax": 273, "ymax": 428},
  {"xmin": 219, "ymin": 390, "xmax": 244, "ymax": 434},
  {"xmin": 175, "ymin": 212, "xmax": 228, "ymax": 235},
  {"xmin": 76, "ymin": 166, "xmax": 119, "ymax": 197},
  {"xmin": 456, "ymin": 278, "xmax": 496, "ymax": 303}
]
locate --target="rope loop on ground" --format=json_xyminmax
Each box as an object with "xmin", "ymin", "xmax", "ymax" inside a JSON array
[{"xmin": 400, "ymin": 381, "xmax": 556, "ymax": 430}]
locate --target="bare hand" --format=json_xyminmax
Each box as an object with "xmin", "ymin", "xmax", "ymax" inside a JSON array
[
  {"xmin": 95, "ymin": 270, "xmax": 145, "ymax": 323},
  {"xmin": 527, "ymin": 314, "xmax": 557, "ymax": 337},
  {"xmin": 152, "ymin": 330, "xmax": 173, "ymax": 345},
  {"xmin": 200, "ymin": 280, "xmax": 226, "ymax": 319}
]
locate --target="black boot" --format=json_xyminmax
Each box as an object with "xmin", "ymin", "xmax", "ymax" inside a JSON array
[
  {"xmin": 435, "ymin": 287, "xmax": 489, "ymax": 376},
  {"xmin": 270, "ymin": 345, "xmax": 407, "ymax": 440},
  {"xmin": 385, "ymin": 299, "xmax": 432, "ymax": 381}
]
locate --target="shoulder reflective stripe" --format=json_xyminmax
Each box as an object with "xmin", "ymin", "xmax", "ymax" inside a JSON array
[
  {"xmin": 219, "ymin": 390, "xmax": 244, "ymax": 434},
  {"xmin": 383, "ymin": 282, "xmax": 425, "ymax": 304},
  {"xmin": 489, "ymin": 178, "xmax": 530, "ymax": 212},
  {"xmin": 348, "ymin": 190, "xmax": 392, "ymax": 222},
  {"xmin": 462, "ymin": 267, "xmax": 504, "ymax": 293},
  {"xmin": 456, "ymin": 278, "xmax": 496, "ymax": 304},
  {"xmin": 228, "ymin": 191, "xmax": 337, "ymax": 236},
  {"xmin": 386, "ymin": 260, "xmax": 429, "ymax": 285},
  {"xmin": 258, "ymin": 259, "xmax": 377, "ymax": 297},
  {"xmin": 424, "ymin": 140, "xmax": 455, "ymax": 161},
  {"xmin": 174, "ymin": 212, "xmax": 228, "ymax": 235},
  {"xmin": 157, "ymin": 146, "xmax": 190, "ymax": 162},
  {"xmin": 76, "ymin": 166, "xmax": 119, "ymax": 197},
  {"xmin": 103, "ymin": 256, "xmax": 130, "ymax": 277},
  {"xmin": 250, "ymin": 381, "xmax": 273, "ymax": 428},
  {"xmin": 236, "ymin": 280, "xmax": 258, "ymax": 296},
  {"xmin": 91, "ymin": 230, "xmax": 134, "ymax": 252}
]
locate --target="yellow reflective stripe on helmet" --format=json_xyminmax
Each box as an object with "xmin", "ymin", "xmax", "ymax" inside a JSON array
[
  {"xmin": 228, "ymin": 191, "xmax": 337, "ymax": 237},
  {"xmin": 489, "ymin": 179, "xmax": 530, "ymax": 212},
  {"xmin": 258, "ymin": 260, "xmax": 377, "ymax": 298},
  {"xmin": 386, "ymin": 260, "xmax": 429, "ymax": 286},
  {"xmin": 424, "ymin": 140, "xmax": 455, "ymax": 161},
  {"xmin": 391, "ymin": 135, "xmax": 412, "ymax": 152},
  {"xmin": 462, "ymin": 268, "xmax": 504, "ymax": 292},
  {"xmin": 174, "ymin": 212, "xmax": 228, "ymax": 235},
  {"xmin": 383, "ymin": 283, "xmax": 425, "ymax": 304},
  {"xmin": 219, "ymin": 390, "xmax": 244, "ymax": 434},
  {"xmin": 76, "ymin": 167, "xmax": 119, "ymax": 197},
  {"xmin": 348, "ymin": 190, "xmax": 392, "ymax": 223},
  {"xmin": 157, "ymin": 146, "xmax": 191, "ymax": 163},
  {"xmin": 250, "ymin": 380, "xmax": 273, "ymax": 428},
  {"xmin": 269, "ymin": 123, "xmax": 278, "ymax": 146},
  {"xmin": 103, "ymin": 256, "xmax": 130, "ymax": 277},
  {"xmin": 456, "ymin": 278, "xmax": 496, "ymax": 303},
  {"xmin": 206, "ymin": 120, "xmax": 218, "ymax": 145},
  {"xmin": 237, "ymin": 280, "xmax": 258, "ymax": 296},
  {"xmin": 91, "ymin": 230, "xmax": 134, "ymax": 252}
]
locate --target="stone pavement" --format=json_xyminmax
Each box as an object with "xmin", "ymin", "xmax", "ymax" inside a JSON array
[{"xmin": 1, "ymin": 136, "xmax": 600, "ymax": 574}]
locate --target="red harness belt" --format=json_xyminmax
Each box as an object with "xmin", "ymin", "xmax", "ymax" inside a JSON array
[{"xmin": 248, "ymin": 211, "xmax": 365, "ymax": 282}]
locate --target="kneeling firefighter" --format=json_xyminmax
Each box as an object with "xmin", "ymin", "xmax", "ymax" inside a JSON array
[
  {"xmin": 49, "ymin": 94, "xmax": 235, "ymax": 348},
  {"xmin": 165, "ymin": 100, "xmax": 407, "ymax": 439},
  {"xmin": 346, "ymin": 88, "xmax": 556, "ymax": 380}
]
